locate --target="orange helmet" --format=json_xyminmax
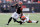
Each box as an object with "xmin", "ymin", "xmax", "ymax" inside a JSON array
[
  {"xmin": 21, "ymin": 16, "xmax": 26, "ymax": 20},
  {"xmin": 21, "ymin": 16, "xmax": 25, "ymax": 18},
  {"xmin": 18, "ymin": 1, "xmax": 23, "ymax": 5}
]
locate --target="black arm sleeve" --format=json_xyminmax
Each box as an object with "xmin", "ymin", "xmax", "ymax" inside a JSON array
[{"xmin": 11, "ymin": 6, "xmax": 14, "ymax": 8}]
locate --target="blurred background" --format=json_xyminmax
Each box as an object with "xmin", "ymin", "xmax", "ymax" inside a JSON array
[{"xmin": 0, "ymin": 0, "xmax": 40, "ymax": 13}]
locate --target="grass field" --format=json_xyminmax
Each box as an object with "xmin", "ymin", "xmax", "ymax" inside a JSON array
[{"xmin": 0, "ymin": 13, "xmax": 40, "ymax": 27}]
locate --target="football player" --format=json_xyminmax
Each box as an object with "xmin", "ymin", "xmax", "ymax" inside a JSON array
[
  {"xmin": 6, "ymin": 1, "xmax": 23, "ymax": 25},
  {"xmin": 17, "ymin": 15, "xmax": 39, "ymax": 25}
]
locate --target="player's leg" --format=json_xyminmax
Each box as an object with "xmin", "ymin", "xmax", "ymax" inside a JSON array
[
  {"xmin": 7, "ymin": 12, "xmax": 19, "ymax": 25},
  {"xmin": 26, "ymin": 17, "xmax": 39, "ymax": 23},
  {"xmin": 6, "ymin": 17, "xmax": 12, "ymax": 25},
  {"xmin": 31, "ymin": 20, "xmax": 39, "ymax": 23},
  {"xmin": 13, "ymin": 18, "xmax": 18, "ymax": 22},
  {"xmin": 27, "ymin": 20, "xmax": 38, "ymax": 23},
  {"xmin": 27, "ymin": 20, "xmax": 32, "ymax": 23},
  {"xmin": 27, "ymin": 18, "xmax": 39, "ymax": 23},
  {"xmin": 17, "ymin": 20, "xmax": 26, "ymax": 25},
  {"xmin": 6, "ymin": 12, "xmax": 15, "ymax": 25},
  {"xmin": 17, "ymin": 21, "xmax": 23, "ymax": 25},
  {"xmin": 12, "ymin": 12, "xmax": 19, "ymax": 22}
]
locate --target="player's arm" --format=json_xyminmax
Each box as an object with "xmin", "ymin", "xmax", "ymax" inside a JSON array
[
  {"xmin": 15, "ymin": 4, "xmax": 18, "ymax": 12},
  {"xmin": 11, "ymin": 5, "xmax": 15, "ymax": 8},
  {"xmin": 11, "ymin": 4, "xmax": 16, "ymax": 8}
]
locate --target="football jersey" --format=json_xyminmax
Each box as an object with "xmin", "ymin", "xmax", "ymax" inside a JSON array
[{"xmin": 16, "ymin": 6, "xmax": 23, "ymax": 14}]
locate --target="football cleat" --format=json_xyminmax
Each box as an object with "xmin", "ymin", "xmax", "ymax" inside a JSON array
[{"xmin": 36, "ymin": 21, "xmax": 39, "ymax": 23}]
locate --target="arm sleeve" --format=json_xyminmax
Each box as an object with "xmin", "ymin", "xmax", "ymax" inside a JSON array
[{"xmin": 11, "ymin": 6, "xmax": 14, "ymax": 8}]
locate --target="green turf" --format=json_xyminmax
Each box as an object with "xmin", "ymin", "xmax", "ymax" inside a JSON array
[{"xmin": 0, "ymin": 13, "xmax": 40, "ymax": 27}]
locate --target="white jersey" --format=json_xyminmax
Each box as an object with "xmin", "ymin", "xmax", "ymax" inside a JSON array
[{"xmin": 21, "ymin": 16, "xmax": 29, "ymax": 23}]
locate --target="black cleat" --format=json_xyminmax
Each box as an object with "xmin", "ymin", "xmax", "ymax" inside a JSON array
[
  {"xmin": 36, "ymin": 21, "xmax": 39, "ymax": 23},
  {"xmin": 20, "ymin": 22, "xmax": 22, "ymax": 25},
  {"xmin": 20, "ymin": 23, "xmax": 22, "ymax": 25},
  {"xmin": 6, "ymin": 24, "xmax": 9, "ymax": 25}
]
